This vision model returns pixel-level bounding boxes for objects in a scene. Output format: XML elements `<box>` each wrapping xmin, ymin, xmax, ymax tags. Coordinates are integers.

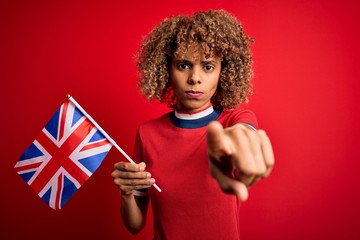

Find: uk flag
<box><xmin>14</xmin><ymin>100</ymin><xmax>112</xmax><ymax>210</ymax></box>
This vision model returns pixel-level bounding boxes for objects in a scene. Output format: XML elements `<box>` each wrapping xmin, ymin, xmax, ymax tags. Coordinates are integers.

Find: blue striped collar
<box><xmin>170</xmin><ymin>107</ymin><xmax>221</xmax><ymax>129</ymax></box>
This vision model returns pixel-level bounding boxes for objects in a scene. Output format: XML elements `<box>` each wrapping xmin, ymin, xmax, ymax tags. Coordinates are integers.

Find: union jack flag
<box><xmin>14</xmin><ymin>100</ymin><xmax>112</xmax><ymax>210</ymax></box>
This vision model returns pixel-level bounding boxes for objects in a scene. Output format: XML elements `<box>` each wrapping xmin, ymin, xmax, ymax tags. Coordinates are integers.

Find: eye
<box><xmin>177</xmin><ymin>63</ymin><xmax>190</xmax><ymax>70</ymax></box>
<box><xmin>203</xmin><ymin>65</ymin><xmax>215</xmax><ymax>72</ymax></box>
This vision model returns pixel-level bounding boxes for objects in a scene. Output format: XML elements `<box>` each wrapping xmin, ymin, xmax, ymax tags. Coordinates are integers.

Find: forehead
<box><xmin>174</xmin><ymin>41</ymin><xmax>217</xmax><ymax>60</ymax></box>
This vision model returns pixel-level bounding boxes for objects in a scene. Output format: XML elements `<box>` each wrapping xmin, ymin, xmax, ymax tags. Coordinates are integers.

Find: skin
<box><xmin>170</xmin><ymin>44</ymin><xmax>221</xmax><ymax>113</ymax></box>
<box><xmin>111</xmin><ymin>44</ymin><xmax>275</xmax><ymax>233</ymax></box>
<box><xmin>206</xmin><ymin>121</ymin><xmax>274</xmax><ymax>201</ymax></box>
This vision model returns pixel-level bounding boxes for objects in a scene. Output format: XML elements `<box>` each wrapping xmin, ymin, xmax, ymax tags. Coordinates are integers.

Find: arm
<box><xmin>206</xmin><ymin>121</ymin><xmax>275</xmax><ymax>201</ymax></box>
<box><xmin>112</xmin><ymin>162</ymin><xmax>155</xmax><ymax>234</ymax></box>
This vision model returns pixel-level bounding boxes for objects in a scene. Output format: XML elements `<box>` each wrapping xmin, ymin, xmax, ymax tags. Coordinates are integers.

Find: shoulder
<box><xmin>218</xmin><ymin>106</ymin><xmax>258</xmax><ymax>129</ymax></box>
<box><xmin>137</xmin><ymin>112</ymin><xmax>172</xmax><ymax>133</ymax></box>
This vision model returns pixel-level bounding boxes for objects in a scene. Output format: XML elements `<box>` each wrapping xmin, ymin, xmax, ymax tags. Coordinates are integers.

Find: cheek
<box><xmin>211</xmin><ymin>76</ymin><xmax>220</xmax><ymax>90</ymax></box>
<box><xmin>210</xmin><ymin>84</ymin><xmax>218</xmax><ymax>95</ymax></box>
<box><xmin>170</xmin><ymin>72</ymin><xmax>187</xmax><ymax>89</ymax></box>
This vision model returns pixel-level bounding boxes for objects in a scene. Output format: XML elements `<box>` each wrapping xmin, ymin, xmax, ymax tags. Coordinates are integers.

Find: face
<box><xmin>170</xmin><ymin>44</ymin><xmax>221</xmax><ymax>113</ymax></box>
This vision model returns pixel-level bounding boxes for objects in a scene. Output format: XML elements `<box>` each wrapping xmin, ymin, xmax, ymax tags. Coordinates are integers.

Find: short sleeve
<box><xmin>219</xmin><ymin>107</ymin><xmax>258</xmax><ymax>129</ymax></box>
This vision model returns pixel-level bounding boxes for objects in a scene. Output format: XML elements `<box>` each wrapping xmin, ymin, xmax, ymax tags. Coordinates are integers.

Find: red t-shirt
<box><xmin>133</xmin><ymin>107</ymin><xmax>258</xmax><ymax>240</ymax></box>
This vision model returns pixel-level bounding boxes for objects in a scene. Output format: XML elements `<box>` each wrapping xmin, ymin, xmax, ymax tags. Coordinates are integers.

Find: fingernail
<box><xmin>146</xmin><ymin>173</ymin><xmax>151</xmax><ymax>178</ymax></box>
<box><xmin>150</xmin><ymin>179</ymin><xmax>155</xmax><ymax>184</ymax></box>
<box><xmin>139</xmin><ymin>163</ymin><xmax>146</xmax><ymax>171</ymax></box>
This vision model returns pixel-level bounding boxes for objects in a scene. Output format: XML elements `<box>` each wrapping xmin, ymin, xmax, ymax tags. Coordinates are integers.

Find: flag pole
<box><xmin>66</xmin><ymin>94</ymin><xmax>162</xmax><ymax>192</ymax></box>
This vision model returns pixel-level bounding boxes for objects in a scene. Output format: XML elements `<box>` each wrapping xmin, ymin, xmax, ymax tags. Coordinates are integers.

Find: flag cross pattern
<box><xmin>14</xmin><ymin>100</ymin><xmax>112</xmax><ymax>210</ymax></box>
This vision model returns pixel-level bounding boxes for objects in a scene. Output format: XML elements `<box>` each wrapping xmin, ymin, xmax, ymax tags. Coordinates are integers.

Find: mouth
<box><xmin>185</xmin><ymin>90</ymin><xmax>204</xmax><ymax>98</ymax></box>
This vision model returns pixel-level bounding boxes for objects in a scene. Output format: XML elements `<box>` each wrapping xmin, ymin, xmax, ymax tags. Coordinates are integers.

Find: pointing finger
<box><xmin>207</xmin><ymin>121</ymin><xmax>232</xmax><ymax>157</ymax></box>
<box><xmin>206</xmin><ymin>121</ymin><xmax>224</xmax><ymax>147</ymax></box>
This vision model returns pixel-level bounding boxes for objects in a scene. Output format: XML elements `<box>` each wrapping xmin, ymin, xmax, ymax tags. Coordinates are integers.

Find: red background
<box><xmin>1</xmin><ymin>0</ymin><xmax>360</xmax><ymax>239</ymax></box>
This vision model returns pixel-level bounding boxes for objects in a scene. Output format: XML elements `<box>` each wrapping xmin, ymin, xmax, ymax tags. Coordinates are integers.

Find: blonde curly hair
<box><xmin>136</xmin><ymin>9</ymin><xmax>254</xmax><ymax>110</ymax></box>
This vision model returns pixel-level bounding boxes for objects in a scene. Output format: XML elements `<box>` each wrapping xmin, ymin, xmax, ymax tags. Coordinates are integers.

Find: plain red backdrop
<box><xmin>1</xmin><ymin>0</ymin><xmax>360</xmax><ymax>239</ymax></box>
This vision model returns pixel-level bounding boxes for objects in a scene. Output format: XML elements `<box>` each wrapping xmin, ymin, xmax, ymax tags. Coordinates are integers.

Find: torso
<box><xmin>133</xmin><ymin>107</ymin><xmax>257</xmax><ymax>239</ymax></box>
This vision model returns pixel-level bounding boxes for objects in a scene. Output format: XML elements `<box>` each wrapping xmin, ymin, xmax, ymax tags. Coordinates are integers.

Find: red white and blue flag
<box><xmin>14</xmin><ymin>100</ymin><xmax>112</xmax><ymax>210</ymax></box>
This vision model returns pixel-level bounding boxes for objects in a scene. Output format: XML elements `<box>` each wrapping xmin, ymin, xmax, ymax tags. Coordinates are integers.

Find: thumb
<box><xmin>232</xmin><ymin>181</ymin><xmax>249</xmax><ymax>202</ymax></box>
<box><xmin>138</xmin><ymin>162</ymin><xmax>146</xmax><ymax>172</ymax></box>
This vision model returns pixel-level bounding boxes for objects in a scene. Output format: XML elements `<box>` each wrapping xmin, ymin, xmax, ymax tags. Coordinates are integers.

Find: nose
<box><xmin>187</xmin><ymin>68</ymin><xmax>202</xmax><ymax>84</ymax></box>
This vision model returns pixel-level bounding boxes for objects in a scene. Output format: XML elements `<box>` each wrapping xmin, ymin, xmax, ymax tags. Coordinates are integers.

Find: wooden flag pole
<box><xmin>66</xmin><ymin>94</ymin><xmax>162</xmax><ymax>192</ymax></box>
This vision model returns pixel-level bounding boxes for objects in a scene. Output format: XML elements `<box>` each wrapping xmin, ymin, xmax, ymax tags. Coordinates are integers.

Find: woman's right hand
<box><xmin>111</xmin><ymin>162</ymin><xmax>155</xmax><ymax>195</ymax></box>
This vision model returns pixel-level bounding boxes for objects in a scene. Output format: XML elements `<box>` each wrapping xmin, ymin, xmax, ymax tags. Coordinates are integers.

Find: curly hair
<box><xmin>136</xmin><ymin>9</ymin><xmax>254</xmax><ymax>110</ymax></box>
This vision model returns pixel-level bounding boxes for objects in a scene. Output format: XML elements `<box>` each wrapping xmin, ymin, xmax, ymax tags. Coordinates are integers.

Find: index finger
<box><xmin>206</xmin><ymin>121</ymin><xmax>224</xmax><ymax>147</ymax></box>
<box><xmin>207</xmin><ymin>121</ymin><xmax>232</xmax><ymax>156</ymax></box>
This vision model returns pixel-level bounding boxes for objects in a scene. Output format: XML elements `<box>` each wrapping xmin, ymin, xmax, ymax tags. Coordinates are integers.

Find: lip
<box><xmin>185</xmin><ymin>90</ymin><xmax>204</xmax><ymax>98</ymax></box>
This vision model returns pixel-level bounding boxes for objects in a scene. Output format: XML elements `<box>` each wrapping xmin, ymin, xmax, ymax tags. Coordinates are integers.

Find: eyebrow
<box><xmin>201</xmin><ymin>60</ymin><xmax>219</xmax><ymax>65</ymax></box>
<box><xmin>174</xmin><ymin>59</ymin><xmax>219</xmax><ymax>65</ymax></box>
